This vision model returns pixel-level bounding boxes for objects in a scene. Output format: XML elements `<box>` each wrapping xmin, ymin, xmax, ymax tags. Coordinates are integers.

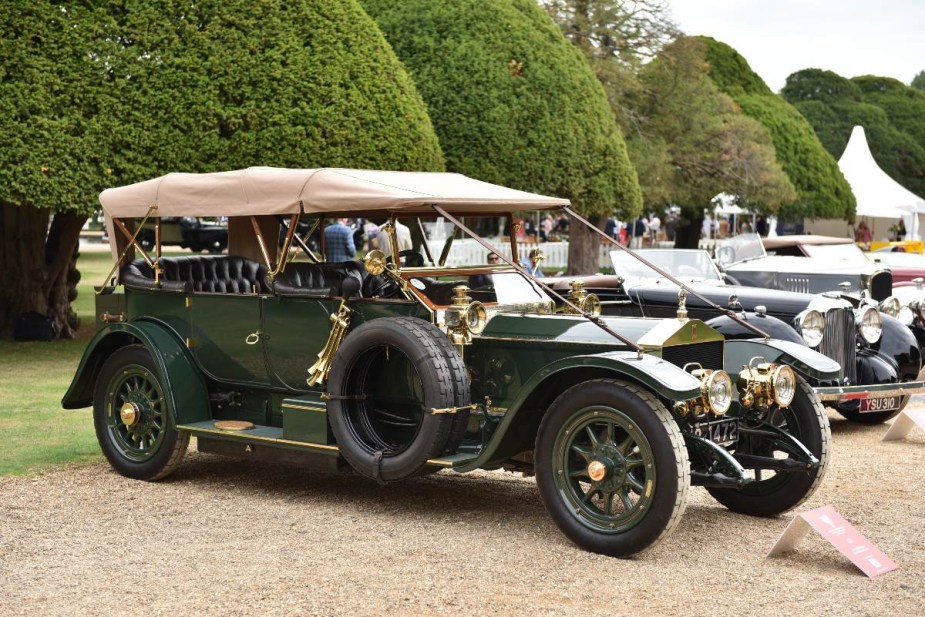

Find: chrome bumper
<box><xmin>814</xmin><ymin>379</ymin><xmax>925</xmax><ymax>402</ymax></box>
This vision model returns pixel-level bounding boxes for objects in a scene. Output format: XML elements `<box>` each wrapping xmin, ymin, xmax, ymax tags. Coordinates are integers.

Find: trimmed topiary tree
<box><xmin>699</xmin><ymin>38</ymin><xmax>856</xmax><ymax>222</ymax></box>
<box><xmin>0</xmin><ymin>0</ymin><xmax>443</xmax><ymax>339</ymax></box>
<box><xmin>361</xmin><ymin>0</ymin><xmax>643</xmax><ymax>274</ymax></box>
<box><xmin>782</xmin><ymin>70</ymin><xmax>925</xmax><ymax>197</ymax></box>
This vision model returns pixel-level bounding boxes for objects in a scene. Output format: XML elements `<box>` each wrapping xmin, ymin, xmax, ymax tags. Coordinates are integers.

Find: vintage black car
<box><xmin>548</xmin><ymin>248</ymin><xmax>925</xmax><ymax>424</ymax></box>
<box><xmin>133</xmin><ymin>216</ymin><xmax>228</xmax><ymax>253</ymax></box>
<box><xmin>64</xmin><ymin>168</ymin><xmax>837</xmax><ymax>558</ymax></box>
<box><xmin>716</xmin><ymin>233</ymin><xmax>893</xmax><ymax>301</ymax></box>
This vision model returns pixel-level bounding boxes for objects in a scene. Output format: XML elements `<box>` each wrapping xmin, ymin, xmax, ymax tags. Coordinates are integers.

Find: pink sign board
<box><xmin>882</xmin><ymin>409</ymin><xmax>925</xmax><ymax>441</ymax></box>
<box><xmin>767</xmin><ymin>505</ymin><xmax>898</xmax><ymax>578</ymax></box>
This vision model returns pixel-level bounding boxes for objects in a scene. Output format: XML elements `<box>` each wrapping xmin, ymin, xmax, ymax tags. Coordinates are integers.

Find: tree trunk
<box><xmin>0</xmin><ymin>202</ymin><xmax>87</xmax><ymax>340</ymax></box>
<box><xmin>566</xmin><ymin>213</ymin><xmax>603</xmax><ymax>275</ymax></box>
<box><xmin>673</xmin><ymin>206</ymin><xmax>704</xmax><ymax>249</ymax></box>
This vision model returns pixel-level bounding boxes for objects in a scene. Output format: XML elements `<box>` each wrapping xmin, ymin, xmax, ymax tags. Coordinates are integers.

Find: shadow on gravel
<box><xmin>827</xmin><ymin>416</ymin><xmax>887</xmax><ymax>436</ymax></box>
<box><xmin>163</xmin><ymin>451</ymin><xmax>548</xmax><ymax>523</ymax></box>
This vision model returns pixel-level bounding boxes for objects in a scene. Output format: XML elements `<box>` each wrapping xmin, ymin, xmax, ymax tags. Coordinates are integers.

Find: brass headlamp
<box><xmin>737</xmin><ymin>358</ymin><xmax>796</xmax><ymax>409</ymax></box>
<box><xmin>676</xmin><ymin>364</ymin><xmax>733</xmax><ymax>417</ymax></box>
<box><xmin>444</xmin><ymin>285</ymin><xmax>487</xmax><ymax>346</ymax></box>
<box><xmin>562</xmin><ymin>280</ymin><xmax>602</xmax><ymax>316</ymax></box>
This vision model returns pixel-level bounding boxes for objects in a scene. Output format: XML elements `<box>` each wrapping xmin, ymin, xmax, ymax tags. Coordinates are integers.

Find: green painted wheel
<box><xmin>93</xmin><ymin>345</ymin><xmax>189</xmax><ymax>480</ymax></box>
<box><xmin>552</xmin><ymin>407</ymin><xmax>657</xmax><ymax>534</ymax></box>
<box><xmin>536</xmin><ymin>379</ymin><xmax>689</xmax><ymax>557</ymax></box>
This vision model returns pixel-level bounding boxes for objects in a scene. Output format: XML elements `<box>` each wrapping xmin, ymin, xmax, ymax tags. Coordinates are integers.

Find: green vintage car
<box><xmin>64</xmin><ymin>168</ymin><xmax>839</xmax><ymax>557</ymax></box>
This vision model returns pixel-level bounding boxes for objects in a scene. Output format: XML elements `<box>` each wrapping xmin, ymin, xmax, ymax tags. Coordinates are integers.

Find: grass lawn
<box><xmin>0</xmin><ymin>250</ymin><xmax>117</xmax><ymax>475</ymax></box>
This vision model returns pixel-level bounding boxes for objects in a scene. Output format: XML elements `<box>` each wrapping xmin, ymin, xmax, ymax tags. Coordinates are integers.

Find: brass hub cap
<box><xmin>119</xmin><ymin>402</ymin><xmax>141</xmax><ymax>427</ymax></box>
<box><xmin>587</xmin><ymin>460</ymin><xmax>607</xmax><ymax>482</ymax></box>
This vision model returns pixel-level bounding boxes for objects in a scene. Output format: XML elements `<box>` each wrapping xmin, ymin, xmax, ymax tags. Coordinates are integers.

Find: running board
<box><xmin>177</xmin><ymin>421</ymin><xmax>339</xmax><ymax>456</ymax></box>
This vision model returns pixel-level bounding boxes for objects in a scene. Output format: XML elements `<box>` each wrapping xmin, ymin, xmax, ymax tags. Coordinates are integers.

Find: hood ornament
<box><xmin>677</xmin><ymin>289</ymin><xmax>688</xmax><ymax>320</ymax></box>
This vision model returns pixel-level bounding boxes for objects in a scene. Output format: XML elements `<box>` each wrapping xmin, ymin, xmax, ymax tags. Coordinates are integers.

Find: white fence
<box><xmin>424</xmin><ymin>238</ymin><xmax>613</xmax><ymax>271</ymax></box>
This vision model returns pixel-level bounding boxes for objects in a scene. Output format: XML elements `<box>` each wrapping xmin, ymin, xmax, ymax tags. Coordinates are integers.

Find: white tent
<box><xmin>838</xmin><ymin>126</ymin><xmax>925</xmax><ymax>240</ymax></box>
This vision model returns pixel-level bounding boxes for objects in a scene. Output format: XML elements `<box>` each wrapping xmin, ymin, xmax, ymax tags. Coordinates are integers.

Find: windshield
<box><xmin>406</xmin><ymin>271</ymin><xmax>550</xmax><ymax>307</ymax></box>
<box><xmin>800</xmin><ymin>242</ymin><xmax>868</xmax><ymax>264</ymax></box>
<box><xmin>716</xmin><ymin>233</ymin><xmax>766</xmax><ymax>265</ymax></box>
<box><xmin>611</xmin><ymin>249</ymin><xmax>723</xmax><ymax>282</ymax></box>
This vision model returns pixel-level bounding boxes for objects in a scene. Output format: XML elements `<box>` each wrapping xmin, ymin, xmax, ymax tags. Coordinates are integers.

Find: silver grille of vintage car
<box><xmin>818</xmin><ymin>307</ymin><xmax>856</xmax><ymax>383</ymax></box>
<box><xmin>870</xmin><ymin>271</ymin><xmax>892</xmax><ymax>302</ymax></box>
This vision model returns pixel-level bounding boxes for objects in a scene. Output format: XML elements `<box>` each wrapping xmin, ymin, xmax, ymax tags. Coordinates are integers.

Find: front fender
<box><xmin>455</xmin><ymin>351</ymin><xmax>701</xmax><ymax>472</ymax></box>
<box><xmin>61</xmin><ymin>320</ymin><xmax>211</xmax><ymax>425</ymax></box>
<box><xmin>706</xmin><ymin>313</ymin><xmax>804</xmax><ymax>344</ymax></box>
<box><xmin>872</xmin><ymin>314</ymin><xmax>922</xmax><ymax>380</ymax></box>
<box><xmin>723</xmin><ymin>338</ymin><xmax>841</xmax><ymax>382</ymax></box>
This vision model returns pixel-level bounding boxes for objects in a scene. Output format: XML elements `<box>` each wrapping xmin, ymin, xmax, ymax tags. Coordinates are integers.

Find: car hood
<box><xmin>726</xmin><ymin>255</ymin><xmax>874</xmax><ymax>275</ymax></box>
<box><xmin>626</xmin><ymin>281</ymin><xmax>817</xmax><ymax>318</ymax></box>
<box><xmin>477</xmin><ymin>313</ymin><xmax>722</xmax><ymax>348</ymax></box>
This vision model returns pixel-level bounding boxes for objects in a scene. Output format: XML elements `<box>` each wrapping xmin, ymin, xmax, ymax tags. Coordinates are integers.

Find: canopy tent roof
<box><xmin>99</xmin><ymin>167</ymin><xmax>570</xmax><ymax>219</ymax></box>
<box><xmin>838</xmin><ymin>126</ymin><xmax>925</xmax><ymax>218</ymax></box>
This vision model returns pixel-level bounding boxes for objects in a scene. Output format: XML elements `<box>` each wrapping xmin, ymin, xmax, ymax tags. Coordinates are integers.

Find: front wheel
<box><xmin>535</xmin><ymin>379</ymin><xmax>689</xmax><ymax>557</ymax></box>
<box><xmin>707</xmin><ymin>379</ymin><xmax>830</xmax><ymax>516</ymax></box>
<box><xmin>93</xmin><ymin>345</ymin><xmax>189</xmax><ymax>480</ymax></box>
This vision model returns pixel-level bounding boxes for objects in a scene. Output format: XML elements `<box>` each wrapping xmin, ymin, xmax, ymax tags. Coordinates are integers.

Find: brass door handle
<box><xmin>245</xmin><ymin>332</ymin><xmax>260</xmax><ymax>345</ymax></box>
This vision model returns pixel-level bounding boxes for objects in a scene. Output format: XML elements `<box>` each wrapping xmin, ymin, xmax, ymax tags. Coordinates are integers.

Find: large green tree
<box><xmin>361</xmin><ymin>0</ymin><xmax>642</xmax><ymax>274</ymax></box>
<box><xmin>0</xmin><ymin>0</ymin><xmax>443</xmax><ymax>339</ymax></box>
<box><xmin>699</xmin><ymin>38</ymin><xmax>856</xmax><ymax>222</ymax></box>
<box><xmin>782</xmin><ymin>69</ymin><xmax>925</xmax><ymax>197</ymax></box>
<box><xmin>624</xmin><ymin>37</ymin><xmax>796</xmax><ymax>247</ymax></box>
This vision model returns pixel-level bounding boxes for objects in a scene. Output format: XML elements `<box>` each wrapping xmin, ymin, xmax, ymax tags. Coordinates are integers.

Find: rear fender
<box><xmin>455</xmin><ymin>351</ymin><xmax>701</xmax><ymax>472</ymax></box>
<box><xmin>724</xmin><ymin>338</ymin><xmax>841</xmax><ymax>382</ymax></box>
<box><xmin>61</xmin><ymin>320</ymin><xmax>211</xmax><ymax>425</ymax></box>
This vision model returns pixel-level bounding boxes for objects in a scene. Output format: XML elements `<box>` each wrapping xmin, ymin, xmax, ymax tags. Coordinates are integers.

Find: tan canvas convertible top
<box><xmin>99</xmin><ymin>167</ymin><xmax>570</xmax><ymax>219</ymax></box>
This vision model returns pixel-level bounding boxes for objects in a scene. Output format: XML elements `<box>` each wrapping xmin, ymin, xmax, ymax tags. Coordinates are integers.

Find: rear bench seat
<box><xmin>121</xmin><ymin>256</ymin><xmax>271</xmax><ymax>294</ymax></box>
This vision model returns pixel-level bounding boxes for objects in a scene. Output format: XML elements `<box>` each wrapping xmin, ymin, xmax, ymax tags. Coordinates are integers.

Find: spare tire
<box><xmin>326</xmin><ymin>317</ymin><xmax>470</xmax><ymax>482</ymax></box>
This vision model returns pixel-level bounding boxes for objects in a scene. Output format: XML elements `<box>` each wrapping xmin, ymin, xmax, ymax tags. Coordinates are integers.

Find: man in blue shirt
<box><xmin>324</xmin><ymin>218</ymin><xmax>356</xmax><ymax>262</ymax></box>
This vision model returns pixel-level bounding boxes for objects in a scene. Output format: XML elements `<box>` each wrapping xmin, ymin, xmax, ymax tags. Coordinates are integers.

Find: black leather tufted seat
<box><xmin>271</xmin><ymin>261</ymin><xmax>366</xmax><ymax>298</ymax></box>
<box><xmin>121</xmin><ymin>256</ymin><xmax>271</xmax><ymax>294</ymax></box>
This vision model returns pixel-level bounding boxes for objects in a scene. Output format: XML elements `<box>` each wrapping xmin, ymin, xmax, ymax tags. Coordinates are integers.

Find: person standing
<box><xmin>324</xmin><ymin>218</ymin><xmax>356</xmax><ymax>262</ymax></box>
<box><xmin>855</xmin><ymin>220</ymin><xmax>872</xmax><ymax>248</ymax></box>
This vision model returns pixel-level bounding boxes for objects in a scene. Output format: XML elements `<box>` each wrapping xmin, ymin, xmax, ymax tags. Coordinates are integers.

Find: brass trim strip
<box><xmin>426</xmin><ymin>458</ymin><xmax>455</xmax><ymax>467</ymax></box>
<box><xmin>177</xmin><ymin>425</ymin><xmax>339</xmax><ymax>452</ymax></box>
<box><xmin>281</xmin><ymin>403</ymin><xmax>326</xmax><ymax>412</ymax></box>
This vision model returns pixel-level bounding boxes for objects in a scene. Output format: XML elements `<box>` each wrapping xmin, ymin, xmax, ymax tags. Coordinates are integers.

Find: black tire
<box><xmin>93</xmin><ymin>345</ymin><xmax>189</xmax><ymax>480</ymax></box>
<box><xmin>707</xmin><ymin>379</ymin><xmax>830</xmax><ymax>516</ymax></box>
<box><xmin>326</xmin><ymin>317</ymin><xmax>470</xmax><ymax>482</ymax></box>
<box><xmin>834</xmin><ymin>396</ymin><xmax>905</xmax><ymax>424</ymax></box>
<box><xmin>535</xmin><ymin>379</ymin><xmax>689</xmax><ymax>557</ymax></box>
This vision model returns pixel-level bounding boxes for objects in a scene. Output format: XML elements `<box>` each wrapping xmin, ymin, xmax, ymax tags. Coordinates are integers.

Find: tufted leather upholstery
<box><xmin>272</xmin><ymin>261</ymin><xmax>366</xmax><ymax>298</ymax></box>
<box><xmin>121</xmin><ymin>256</ymin><xmax>270</xmax><ymax>294</ymax></box>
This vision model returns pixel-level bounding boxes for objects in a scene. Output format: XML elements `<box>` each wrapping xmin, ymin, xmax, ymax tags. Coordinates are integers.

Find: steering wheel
<box><xmin>362</xmin><ymin>274</ymin><xmax>403</xmax><ymax>299</ymax></box>
<box><xmin>716</xmin><ymin>245</ymin><xmax>736</xmax><ymax>266</ymax></box>
<box><xmin>398</xmin><ymin>249</ymin><xmax>424</xmax><ymax>268</ymax></box>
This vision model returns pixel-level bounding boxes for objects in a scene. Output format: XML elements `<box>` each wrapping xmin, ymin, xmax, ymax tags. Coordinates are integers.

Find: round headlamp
<box><xmin>463</xmin><ymin>301</ymin><xmax>487</xmax><ymax>334</ymax></box>
<box><xmin>702</xmin><ymin>370</ymin><xmax>733</xmax><ymax>416</ymax></box>
<box><xmin>770</xmin><ymin>364</ymin><xmax>796</xmax><ymax>407</ymax></box>
<box><xmin>857</xmin><ymin>306</ymin><xmax>882</xmax><ymax>344</ymax></box>
<box><xmin>796</xmin><ymin>309</ymin><xmax>825</xmax><ymax>348</ymax></box>
<box><xmin>879</xmin><ymin>296</ymin><xmax>901</xmax><ymax>317</ymax></box>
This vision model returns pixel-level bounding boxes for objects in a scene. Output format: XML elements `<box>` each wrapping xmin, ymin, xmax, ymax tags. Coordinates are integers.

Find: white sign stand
<box><xmin>882</xmin><ymin>409</ymin><xmax>925</xmax><ymax>441</ymax></box>
<box><xmin>767</xmin><ymin>505</ymin><xmax>898</xmax><ymax>578</ymax></box>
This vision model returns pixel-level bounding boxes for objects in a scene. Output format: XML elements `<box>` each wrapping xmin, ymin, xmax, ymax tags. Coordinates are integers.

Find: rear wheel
<box><xmin>93</xmin><ymin>345</ymin><xmax>189</xmax><ymax>480</ymax></box>
<box><xmin>535</xmin><ymin>379</ymin><xmax>689</xmax><ymax>557</ymax></box>
<box><xmin>707</xmin><ymin>379</ymin><xmax>829</xmax><ymax>516</ymax></box>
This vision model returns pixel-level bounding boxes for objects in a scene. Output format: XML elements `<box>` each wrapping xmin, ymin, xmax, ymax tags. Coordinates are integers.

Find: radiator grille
<box><xmin>661</xmin><ymin>341</ymin><xmax>724</xmax><ymax>371</ymax></box>
<box><xmin>818</xmin><ymin>308</ymin><xmax>856</xmax><ymax>383</ymax></box>
<box><xmin>870</xmin><ymin>271</ymin><xmax>892</xmax><ymax>302</ymax></box>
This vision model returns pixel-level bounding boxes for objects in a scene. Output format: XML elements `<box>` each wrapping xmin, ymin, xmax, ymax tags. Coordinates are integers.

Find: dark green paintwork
<box><xmin>282</xmin><ymin>392</ymin><xmax>332</xmax><ymax>444</ymax></box>
<box><xmin>62</xmin><ymin>320</ymin><xmax>211</xmax><ymax>425</ymax></box>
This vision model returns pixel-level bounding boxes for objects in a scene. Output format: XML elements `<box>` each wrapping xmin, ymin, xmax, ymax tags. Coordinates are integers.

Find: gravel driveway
<box><xmin>1</xmin><ymin>405</ymin><xmax>923</xmax><ymax>616</ymax></box>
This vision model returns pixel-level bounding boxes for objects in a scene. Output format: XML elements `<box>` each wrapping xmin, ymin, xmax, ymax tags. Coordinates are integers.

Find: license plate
<box><xmin>693</xmin><ymin>418</ymin><xmax>739</xmax><ymax>446</ymax></box>
<box><xmin>860</xmin><ymin>396</ymin><xmax>900</xmax><ymax>413</ymax></box>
